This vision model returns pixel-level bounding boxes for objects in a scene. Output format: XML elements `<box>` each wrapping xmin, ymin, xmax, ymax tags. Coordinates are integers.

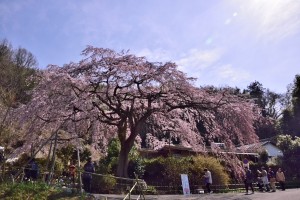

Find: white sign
<box><xmin>180</xmin><ymin>174</ymin><xmax>190</xmax><ymax>195</ymax></box>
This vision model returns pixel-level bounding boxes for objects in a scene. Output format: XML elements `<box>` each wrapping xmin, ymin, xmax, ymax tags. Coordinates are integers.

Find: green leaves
<box><xmin>0</xmin><ymin>39</ymin><xmax>38</xmax><ymax>107</ymax></box>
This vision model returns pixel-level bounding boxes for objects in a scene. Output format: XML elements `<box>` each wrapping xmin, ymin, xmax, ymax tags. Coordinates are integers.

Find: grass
<box><xmin>0</xmin><ymin>182</ymin><xmax>89</xmax><ymax>200</ymax></box>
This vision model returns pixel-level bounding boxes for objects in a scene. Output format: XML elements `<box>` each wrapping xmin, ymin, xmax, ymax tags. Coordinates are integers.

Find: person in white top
<box><xmin>261</xmin><ymin>166</ymin><xmax>270</xmax><ymax>192</ymax></box>
<box><xmin>203</xmin><ymin>168</ymin><xmax>213</xmax><ymax>193</ymax></box>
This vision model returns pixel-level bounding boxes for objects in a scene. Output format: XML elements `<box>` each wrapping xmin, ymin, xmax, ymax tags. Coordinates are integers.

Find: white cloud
<box><xmin>135</xmin><ymin>48</ymin><xmax>173</xmax><ymax>63</ymax></box>
<box><xmin>176</xmin><ymin>48</ymin><xmax>224</xmax><ymax>72</ymax></box>
<box><xmin>231</xmin><ymin>0</ymin><xmax>300</xmax><ymax>42</ymax></box>
<box><xmin>135</xmin><ymin>47</ymin><xmax>224</xmax><ymax>71</ymax></box>
<box><xmin>135</xmin><ymin>47</ymin><xmax>232</xmax><ymax>87</ymax></box>
<box><xmin>173</xmin><ymin>48</ymin><xmax>251</xmax><ymax>88</ymax></box>
<box><xmin>189</xmin><ymin>64</ymin><xmax>252</xmax><ymax>89</ymax></box>
<box><xmin>216</xmin><ymin>64</ymin><xmax>250</xmax><ymax>83</ymax></box>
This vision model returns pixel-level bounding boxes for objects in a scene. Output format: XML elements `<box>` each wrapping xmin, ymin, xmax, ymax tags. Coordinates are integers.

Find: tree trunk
<box><xmin>116</xmin><ymin>142</ymin><xmax>131</xmax><ymax>177</ymax></box>
<box><xmin>116</xmin><ymin>118</ymin><xmax>145</xmax><ymax>177</ymax></box>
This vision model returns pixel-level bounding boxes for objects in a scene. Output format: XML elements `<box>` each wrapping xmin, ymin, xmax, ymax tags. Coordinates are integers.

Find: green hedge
<box><xmin>141</xmin><ymin>155</ymin><xmax>229</xmax><ymax>189</ymax></box>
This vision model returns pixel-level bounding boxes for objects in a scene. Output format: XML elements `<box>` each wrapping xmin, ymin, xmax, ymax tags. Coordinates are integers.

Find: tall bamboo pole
<box><xmin>48</xmin><ymin>130</ymin><xmax>58</xmax><ymax>184</ymax></box>
<box><xmin>73</xmin><ymin>106</ymin><xmax>83</xmax><ymax>193</ymax></box>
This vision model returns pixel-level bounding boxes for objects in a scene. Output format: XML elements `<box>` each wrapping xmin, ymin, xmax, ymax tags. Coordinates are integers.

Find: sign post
<box><xmin>243</xmin><ymin>158</ymin><xmax>249</xmax><ymax>168</ymax></box>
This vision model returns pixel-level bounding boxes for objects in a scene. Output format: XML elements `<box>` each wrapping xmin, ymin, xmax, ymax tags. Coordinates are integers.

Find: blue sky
<box><xmin>1</xmin><ymin>0</ymin><xmax>300</xmax><ymax>93</ymax></box>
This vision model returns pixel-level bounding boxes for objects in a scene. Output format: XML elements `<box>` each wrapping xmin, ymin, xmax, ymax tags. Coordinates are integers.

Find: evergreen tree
<box><xmin>280</xmin><ymin>75</ymin><xmax>300</xmax><ymax>136</ymax></box>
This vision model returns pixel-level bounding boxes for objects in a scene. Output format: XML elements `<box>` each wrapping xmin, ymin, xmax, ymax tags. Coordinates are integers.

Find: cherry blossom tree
<box><xmin>20</xmin><ymin>46</ymin><xmax>263</xmax><ymax>178</ymax></box>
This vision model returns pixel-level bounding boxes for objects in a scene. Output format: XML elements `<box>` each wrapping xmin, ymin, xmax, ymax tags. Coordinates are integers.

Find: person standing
<box><xmin>268</xmin><ymin>167</ymin><xmax>276</xmax><ymax>192</ymax></box>
<box><xmin>69</xmin><ymin>161</ymin><xmax>76</xmax><ymax>185</ymax></box>
<box><xmin>261</xmin><ymin>167</ymin><xmax>270</xmax><ymax>192</ymax></box>
<box><xmin>24</xmin><ymin>160</ymin><xmax>32</xmax><ymax>181</ymax></box>
<box><xmin>203</xmin><ymin>168</ymin><xmax>213</xmax><ymax>194</ymax></box>
<box><xmin>82</xmin><ymin>158</ymin><xmax>95</xmax><ymax>193</ymax></box>
<box><xmin>256</xmin><ymin>170</ymin><xmax>263</xmax><ymax>192</ymax></box>
<box><xmin>30</xmin><ymin>158</ymin><xmax>39</xmax><ymax>181</ymax></box>
<box><xmin>276</xmin><ymin>168</ymin><xmax>286</xmax><ymax>191</ymax></box>
<box><xmin>244</xmin><ymin>167</ymin><xmax>254</xmax><ymax>194</ymax></box>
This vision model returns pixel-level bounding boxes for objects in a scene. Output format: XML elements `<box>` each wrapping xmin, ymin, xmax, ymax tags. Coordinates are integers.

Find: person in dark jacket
<box><xmin>82</xmin><ymin>158</ymin><xmax>95</xmax><ymax>193</ymax></box>
<box><xmin>30</xmin><ymin>158</ymin><xmax>39</xmax><ymax>181</ymax></box>
<box><xmin>244</xmin><ymin>166</ymin><xmax>254</xmax><ymax>194</ymax></box>
<box><xmin>24</xmin><ymin>162</ymin><xmax>31</xmax><ymax>181</ymax></box>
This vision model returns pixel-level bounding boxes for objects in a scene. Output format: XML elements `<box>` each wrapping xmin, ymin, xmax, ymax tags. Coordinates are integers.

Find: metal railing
<box><xmin>123</xmin><ymin>174</ymin><xmax>145</xmax><ymax>200</ymax></box>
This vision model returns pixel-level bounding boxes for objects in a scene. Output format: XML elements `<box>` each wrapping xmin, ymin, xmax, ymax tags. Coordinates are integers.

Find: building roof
<box><xmin>139</xmin><ymin>144</ymin><xmax>195</xmax><ymax>154</ymax></box>
<box><xmin>236</xmin><ymin>140</ymin><xmax>281</xmax><ymax>154</ymax></box>
<box><xmin>139</xmin><ymin>140</ymin><xmax>282</xmax><ymax>158</ymax></box>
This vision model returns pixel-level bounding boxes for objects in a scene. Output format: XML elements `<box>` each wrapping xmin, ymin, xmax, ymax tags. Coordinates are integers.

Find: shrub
<box><xmin>162</xmin><ymin>157</ymin><xmax>188</xmax><ymax>186</ymax></box>
<box><xmin>258</xmin><ymin>150</ymin><xmax>269</xmax><ymax>164</ymax></box>
<box><xmin>143</xmin><ymin>185</ymin><xmax>157</xmax><ymax>195</ymax></box>
<box><xmin>189</xmin><ymin>155</ymin><xmax>230</xmax><ymax>186</ymax></box>
<box><xmin>142</xmin><ymin>155</ymin><xmax>229</xmax><ymax>191</ymax></box>
<box><xmin>142</xmin><ymin>157</ymin><xmax>165</xmax><ymax>184</ymax></box>
<box><xmin>91</xmin><ymin>174</ymin><xmax>117</xmax><ymax>193</ymax></box>
<box><xmin>128</xmin><ymin>157</ymin><xmax>145</xmax><ymax>179</ymax></box>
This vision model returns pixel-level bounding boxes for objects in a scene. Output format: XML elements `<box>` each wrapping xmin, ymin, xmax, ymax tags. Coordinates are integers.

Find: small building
<box><xmin>139</xmin><ymin>140</ymin><xmax>283</xmax><ymax>165</ymax></box>
<box><xmin>237</xmin><ymin>140</ymin><xmax>283</xmax><ymax>163</ymax></box>
<box><xmin>261</xmin><ymin>141</ymin><xmax>283</xmax><ymax>162</ymax></box>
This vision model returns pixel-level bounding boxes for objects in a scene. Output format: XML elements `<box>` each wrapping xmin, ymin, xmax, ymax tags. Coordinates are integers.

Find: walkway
<box><xmin>93</xmin><ymin>188</ymin><xmax>299</xmax><ymax>200</ymax></box>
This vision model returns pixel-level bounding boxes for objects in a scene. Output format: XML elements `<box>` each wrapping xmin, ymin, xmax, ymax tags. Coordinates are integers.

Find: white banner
<box><xmin>180</xmin><ymin>174</ymin><xmax>190</xmax><ymax>195</ymax></box>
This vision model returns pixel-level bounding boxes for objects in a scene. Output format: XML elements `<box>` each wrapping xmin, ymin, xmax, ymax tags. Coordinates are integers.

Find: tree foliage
<box><xmin>246</xmin><ymin>81</ymin><xmax>265</xmax><ymax>110</ymax></box>
<box><xmin>0</xmin><ymin>39</ymin><xmax>38</xmax><ymax>152</ymax></box>
<box><xmin>279</xmin><ymin>75</ymin><xmax>300</xmax><ymax>136</ymax></box>
<box><xmin>19</xmin><ymin>46</ymin><xmax>265</xmax><ymax>177</ymax></box>
<box><xmin>0</xmin><ymin>39</ymin><xmax>38</xmax><ymax>107</ymax></box>
<box><xmin>245</xmin><ymin>81</ymin><xmax>282</xmax><ymax>119</ymax></box>
<box><xmin>276</xmin><ymin>134</ymin><xmax>300</xmax><ymax>179</ymax></box>
<box><xmin>244</xmin><ymin>81</ymin><xmax>282</xmax><ymax>139</ymax></box>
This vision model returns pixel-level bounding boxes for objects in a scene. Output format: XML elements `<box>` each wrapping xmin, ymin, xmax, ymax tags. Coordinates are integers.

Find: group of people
<box><xmin>202</xmin><ymin>166</ymin><xmax>286</xmax><ymax>195</ymax></box>
<box><xmin>23</xmin><ymin>157</ymin><xmax>95</xmax><ymax>193</ymax></box>
<box><xmin>66</xmin><ymin>158</ymin><xmax>95</xmax><ymax>193</ymax></box>
<box><xmin>244</xmin><ymin>166</ymin><xmax>286</xmax><ymax>194</ymax></box>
